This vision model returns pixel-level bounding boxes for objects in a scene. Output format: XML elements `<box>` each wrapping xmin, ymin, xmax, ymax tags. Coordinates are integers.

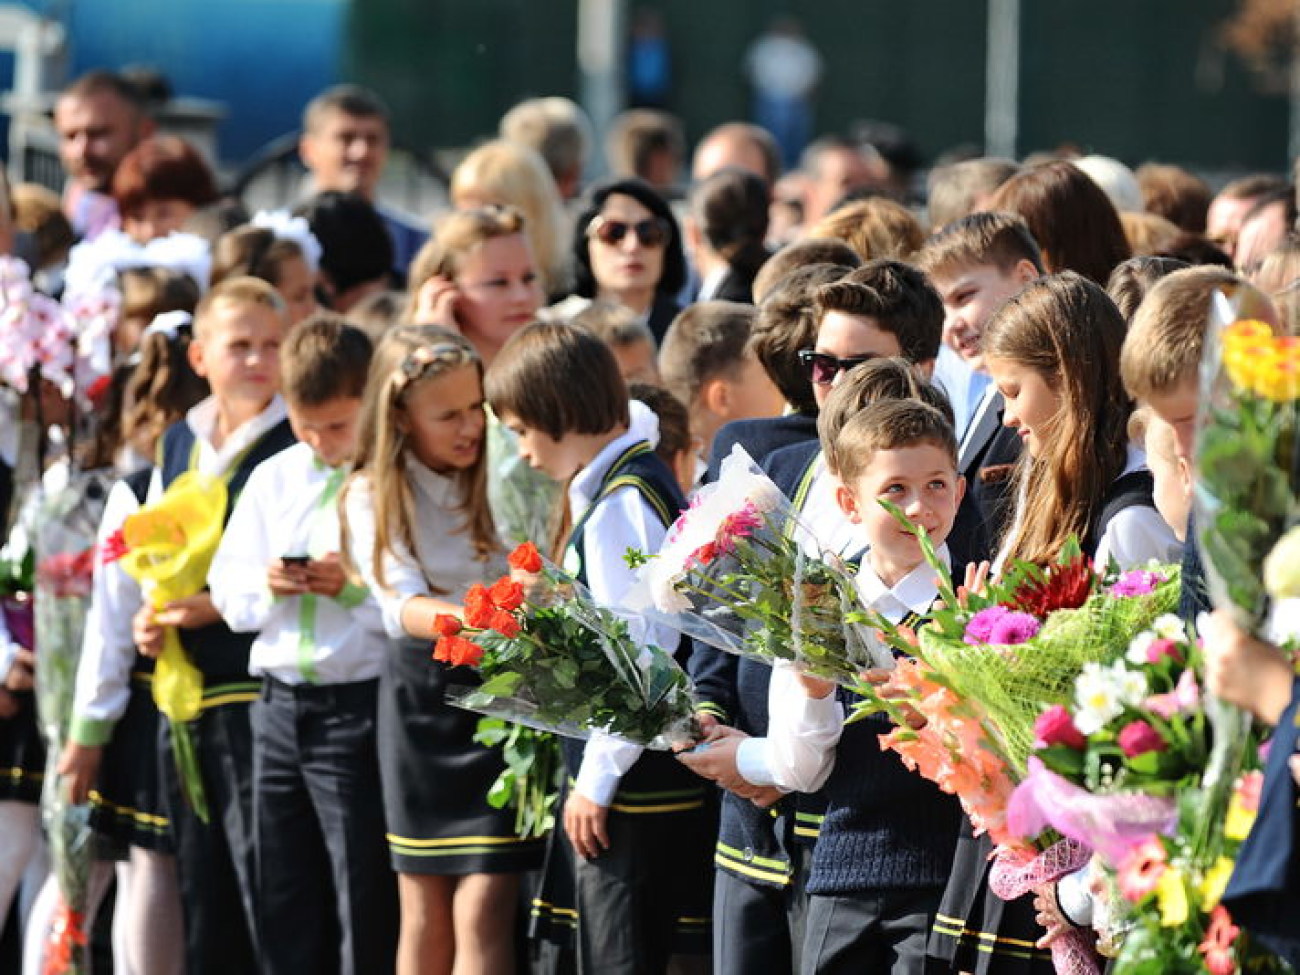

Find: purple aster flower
<box><xmin>988</xmin><ymin>610</ymin><xmax>1042</xmax><ymax>645</ymax></box>
<box><xmin>964</xmin><ymin>605</ymin><xmax>1011</xmax><ymax>645</ymax></box>
<box><xmin>1110</xmin><ymin>569</ymin><xmax>1165</xmax><ymax>598</ymax></box>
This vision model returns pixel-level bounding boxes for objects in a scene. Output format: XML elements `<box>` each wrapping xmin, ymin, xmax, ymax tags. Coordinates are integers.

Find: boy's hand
<box><xmin>305</xmin><ymin>553</ymin><xmax>347</xmax><ymax>598</ymax></box>
<box><xmin>676</xmin><ymin>733</ymin><xmax>762</xmax><ymax>796</ymax></box>
<box><xmin>57</xmin><ymin>742</ymin><xmax>103</xmax><ymax>805</ymax></box>
<box><xmin>5</xmin><ymin>648</ymin><xmax>35</xmax><ymax>691</ymax></box>
<box><xmin>693</xmin><ymin>711</ymin><xmax>721</xmax><ymax>739</ymax></box>
<box><xmin>133</xmin><ymin>605</ymin><xmax>165</xmax><ymax>658</ymax></box>
<box><xmin>267</xmin><ymin>559</ymin><xmax>309</xmax><ymax>597</ymax></box>
<box><xmin>563</xmin><ymin>792</ymin><xmax>610</xmax><ymax>860</ymax></box>
<box><xmin>794</xmin><ymin>671</ymin><xmax>835</xmax><ymax>699</ymax></box>
<box><xmin>749</xmin><ymin>785</ymin><xmax>784</xmax><ymax>808</ymax></box>
<box><xmin>1201</xmin><ymin>609</ymin><xmax>1295</xmax><ymax>725</ymax></box>
<box><xmin>155</xmin><ymin>594</ymin><xmax>221</xmax><ymax>631</ymax></box>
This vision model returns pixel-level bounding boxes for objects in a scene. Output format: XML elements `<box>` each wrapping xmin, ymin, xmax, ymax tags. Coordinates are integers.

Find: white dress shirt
<box><xmin>568</xmin><ymin>402</ymin><xmax>681</xmax><ymax>807</ymax></box>
<box><xmin>145</xmin><ymin>395</ymin><xmax>289</xmax><ymax>502</ymax></box>
<box><xmin>792</xmin><ymin>454</ymin><xmax>868</xmax><ymax>560</ymax></box>
<box><xmin>738</xmin><ymin>545</ymin><xmax>949</xmax><ymax>794</ymax></box>
<box><xmin>342</xmin><ymin>458</ymin><xmax>504</xmax><ymax>640</ymax></box>
<box><xmin>210</xmin><ymin>442</ymin><xmax>385</xmax><ymax>685</ymax></box>
<box><xmin>69</xmin><ymin>480</ymin><xmax>145</xmax><ymax>745</ymax></box>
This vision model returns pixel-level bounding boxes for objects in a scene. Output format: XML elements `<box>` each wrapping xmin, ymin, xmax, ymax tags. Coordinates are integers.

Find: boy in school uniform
<box><xmin>133</xmin><ymin>277</ymin><xmax>298</xmax><ymax>974</ymax></box>
<box><xmin>208</xmin><ymin>315</ymin><xmax>397</xmax><ymax>975</ymax></box>
<box><xmin>915</xmin><ymin>212</ymin><xmax>1043</xmax><ymax>548</ymax></box>
<box><xmin>764</xmin><ymin>398</ymin><xmax>966</xmax><ymax>974</ymax></box>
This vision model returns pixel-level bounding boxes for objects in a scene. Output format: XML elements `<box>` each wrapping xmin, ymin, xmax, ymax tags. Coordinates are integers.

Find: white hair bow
<box><xmin>251</xmin><ymin>210</ymin><xmax>323</xmax><ymax>273</ymax></box>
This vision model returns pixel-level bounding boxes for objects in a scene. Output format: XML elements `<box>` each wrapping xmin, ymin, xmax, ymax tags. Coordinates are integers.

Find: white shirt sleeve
<box><xmin>342</xmin><ymin>479</ymin><xmax>430</xmax><ymax>639</ymax></box>
<box><xmin>209</xmin><ymin>464</ymin><xmax>276</xmax><ymax>633</ymax></box>
<box><xmin>1094</xmin><ymin>505</ymin><xmax>1183</xmax><ymax>571</ymax></box>
<box><xmin>70</xmin><ymin>480</ymin><xmax>145</xmax><ymax>745</ymax></box>
<box><xmin>756</xmin><ymin>662</ymin><xmax>844</xmax><ymax>793</ymax></box>
<box><xmin>572</xmin><ymin>485</ymin><xmax>671</xmax><ymax>807</ymax></box>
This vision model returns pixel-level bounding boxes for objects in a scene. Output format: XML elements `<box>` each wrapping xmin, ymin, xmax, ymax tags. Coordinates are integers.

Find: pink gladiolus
<box><xmin>1144</xmin><ymin>668</ymin><xmax>1200</xmax><ymax>719</ymax></box>
<box><xmin>1118</xmin><ymin>720</ymin><xmax>1167</xmax><ymax>759</ymax></box>
<box><xmin>1117</xmin><ymin>836</ymin><xmax>1168</xmax><ymax>901</ymax></box>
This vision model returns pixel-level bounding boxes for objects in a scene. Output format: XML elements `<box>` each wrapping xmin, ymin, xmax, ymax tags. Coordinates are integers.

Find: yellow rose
<box><xmin>1224</xmin><ymin>793</ymin><xmax>1259</xmax><ymax>842</ymax></box>
<box><xmin>1264</xmin><ymin>526</ymin><xmax>1300</xmax><ymax>600</ymax></box>
<box><xmin>1157</xmin><ymin>867</ymin><xmax>1189</xmax><ymax>926</ymax></box>
<box><xmin>1200</xmin><ymin>856</ymin><xmax>1235</xmax><ymax>911</ymax></box>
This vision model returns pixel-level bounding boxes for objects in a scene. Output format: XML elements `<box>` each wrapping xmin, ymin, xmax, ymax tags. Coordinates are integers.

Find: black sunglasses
<box><xmin>797</xmin><ymin>349</ymin><xmax>878</xmax><ymax>385</ymax></box>
<box><xmin>587</xmin><ymin>215</ymin><xmax>670</xmax><ymax>248</ymax></box>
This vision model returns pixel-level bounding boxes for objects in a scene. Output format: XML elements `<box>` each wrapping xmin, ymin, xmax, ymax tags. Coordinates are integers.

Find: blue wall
<box><xmin>58</xmin><ymin>0</ymin><xmax>346</xmax><ymax>163</ymax></box>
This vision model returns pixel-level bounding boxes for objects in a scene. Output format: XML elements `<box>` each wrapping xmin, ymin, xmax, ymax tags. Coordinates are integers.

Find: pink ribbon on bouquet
<box><xmin>989</xmin><ymin>838</ymin><xmax>1098</xmax><ymax>975</ymax></box>
<box><xmin>1006</xmin><ymin>757</ymin><xmax>1178</xmax><ymax>867</ymax></box>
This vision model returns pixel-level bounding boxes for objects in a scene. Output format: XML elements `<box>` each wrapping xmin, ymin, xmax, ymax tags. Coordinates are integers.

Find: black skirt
<box><xmin>928</xmin><ymin>822</ymin><xmax>1055</xmax><ymax>974</ymax></box>
<box><xmin>0</xmin><ymin>689</ymin><xmax>44</xmax><ymax>804</ymax></box>
<box><xmin>90</xmin><ymin>669</ymin><xmax>173</xmax><ymax>853</ymax></box>
<box><xmin>377</xmin><ymin>637</ymin><xmax>545</xmax><ymax>875</ymax></box>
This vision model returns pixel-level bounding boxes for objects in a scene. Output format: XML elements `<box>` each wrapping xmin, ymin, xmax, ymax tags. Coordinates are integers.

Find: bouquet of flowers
<box><xmin>31</xmin><ymin>470</ymin><xmax>111</xmax><ymax>975</ymax></box>
<box><xmin>0</xmin><ymin>257</ymin><xmax>78</xmax><ymax>398</ymax></box>
<box><xmin>444</xmin><ymin>542</ymin><xmax>703</xmax><ymax>752</ymax></box>
<box><xmin>110</xmin><ymin>472</ymin><xmax>227</xmax><ymax>823</ymax></box>
<box><xmin>627</xmin><ymin>445</ymin><xmax>889</xmax><ymax>686</ymax></box>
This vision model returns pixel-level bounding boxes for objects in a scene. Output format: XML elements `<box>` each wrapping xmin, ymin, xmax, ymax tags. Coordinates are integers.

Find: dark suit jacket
<box><xmin>958</xmin><ymin>392</ymin><xmax>1021</xmax><ymax>558</ymax></box>
<box><xmin>705</xmin><ymin>413</ymin><xmax>820</xmax><ymax>484</ymax></box>
<box><xmin>646</xmin><ymin>292</ymin><xmax>683</xmax><ymax>345</ymax></box>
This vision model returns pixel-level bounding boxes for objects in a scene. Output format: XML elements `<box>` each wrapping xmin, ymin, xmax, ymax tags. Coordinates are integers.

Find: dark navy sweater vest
<box><xmin>562</xmin><ymin>442</ymin><xmax>708</xmax><ymax>814</ymax></box>
<box><xmin>158</xmin><ymin>417</ymin><xmax>297</xmax><ymax>686</ymax></box>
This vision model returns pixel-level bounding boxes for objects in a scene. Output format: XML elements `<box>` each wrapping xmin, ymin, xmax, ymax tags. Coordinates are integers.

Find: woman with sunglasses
<box><xmin>563</xmin><ymin>178</ymin><xmax>687</xmax><ymax>343</ymax></box>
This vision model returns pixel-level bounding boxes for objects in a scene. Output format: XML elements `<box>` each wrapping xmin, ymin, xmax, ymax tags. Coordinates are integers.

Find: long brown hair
<box><xmin>339</xmin><ymin>325</ymin><xmax>497</xmax><ymax>593</ymax></box>
<box><xmin>983</xmin><ymin>272</ymin><xmax>1133</xmax><ymax>566</ymax></box>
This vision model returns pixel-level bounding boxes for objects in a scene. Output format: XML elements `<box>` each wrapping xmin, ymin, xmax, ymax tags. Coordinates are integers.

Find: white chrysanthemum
<box><xmin>1113</xmin><ymin>663</ymin><xmax>1149</xmax><ymax>706</ymax></box>
<box><xmin>1126</xmin><ymin>631</ymin><xmax>1156</xmax><ymax>666</ymax></box>
<box><xmin>1151</xmin><ymin>614</ymin><xmax>1184</xmax><ymax>641</ymax></box>
<box><xmin>1074</xmin><ymin>662</ymin><xmax>1125</xmax><ymax>735</ymax></box>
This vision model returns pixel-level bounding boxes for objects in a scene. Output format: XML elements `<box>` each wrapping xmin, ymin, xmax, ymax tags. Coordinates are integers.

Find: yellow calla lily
<box><xmin>1156</xmin><ymin>866</ymin><xmax>1189</xmax><ymax>926</ymax></box>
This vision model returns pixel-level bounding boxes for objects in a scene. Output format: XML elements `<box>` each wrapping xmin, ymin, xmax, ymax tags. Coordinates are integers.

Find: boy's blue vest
<box><xmin>158</xmin><ymin>417</ymin><xmax>297</xmax><ymax>687</ymax></box>
<box><xmin>562</xmin><ymin>440</ymin><xmax>709</xmax><ymax>815</ymax></box>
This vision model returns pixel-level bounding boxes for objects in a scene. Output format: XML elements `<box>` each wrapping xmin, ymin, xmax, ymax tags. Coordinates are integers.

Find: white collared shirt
<box><xmin>792</xmin><ymin>454</ymin><xmax>868</xmax><ymax>560</ymax></box>
<box><xmin>210</xmin><ymin>443</ymin><xmax>386</xmax><ymax>685</ymax></box>
<box><xmin>145</xmin><ymin>395</ymin><xmax>289</xmax><ymax>502</ymax></box>
<box><xmin>343</xmin><ymin>457</ymin><xmax>504</xmax><ymax>640</ymax></box>
<box><xmin>69</xmin><ymin>479</ymin><xmax>146</xmax><ymax>744</ymax></box>
<box><xmin>738</xmin><ymin>545</ymin><xmax>948</xmax><ymax>793</ymax></box>
<box><xmin>569</xmin><ymin>402</ymin><xmax>682</xmax><ymax>807</ymax></box>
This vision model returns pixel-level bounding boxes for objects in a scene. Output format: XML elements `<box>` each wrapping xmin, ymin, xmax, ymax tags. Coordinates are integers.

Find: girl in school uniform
<box><xmin>929</xmin><ymin>272</ymin><xmax>1181</xmax><ymax>973</ymax></box>
<box><xmin>341</xmin><ymin>325</ymin><xmax>544</xmax><ymax>975</ymax></box>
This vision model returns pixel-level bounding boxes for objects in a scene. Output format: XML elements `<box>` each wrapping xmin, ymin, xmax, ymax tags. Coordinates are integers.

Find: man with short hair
<box><xmin>298</xmin><ymin>84</ymin><xmax>427</xmax><ymax>277</ymax></box>
<box><xmin>499</xmin><ymin>96</ymin><xmax>591</xmax><ymax>201</ymax></box>
<box><xmin>54</xmin><ymin>70</ymin><xmax>154</xmax><ymax>240</ymax></box>
<box><xmin>691</xmin><ymin>122</ymin><xmax>781</xmax><ymax>187</ymax></box>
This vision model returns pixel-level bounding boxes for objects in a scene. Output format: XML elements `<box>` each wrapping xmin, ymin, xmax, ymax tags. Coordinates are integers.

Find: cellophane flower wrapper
<box><xmin>32</xmin><ymin>471</ymin><xmax>110</xmax><ymax>975</ymax></box>
<box><xmin>445</xmin><ymin>554</ymin><xmax>702</xmax><ymax>751</ymax></box>
<box><xmin>625</xmin><ymin>444</ymin><xmax>894</xmax><ymax>684</ymax></box>
<box><xmin>115</xmin><ymin>472</ymin><xmax>228</xmax><ymax>824</ymax></box>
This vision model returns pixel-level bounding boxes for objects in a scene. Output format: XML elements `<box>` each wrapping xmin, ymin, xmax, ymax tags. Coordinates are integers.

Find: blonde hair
<box><xmin>193</xmin><ymin>276</ymin><xmax>287</xmax><ymax>339</ymax></box>
<box><xmin>405</xmin><ymin>205</ymin><xmax>531</xmax><ymax>320</ymax></box>
<box><xmin>1249</xmin><ymin>237</ymin><xmax>1300</xmax><ymax>295</ymax></box>
<box><xmin>1119</xmin><ymin>210</ymin><xmax>1180</xmax><ymax>256</ymax></box>
<box><xmin>340</xmin><ymin>325</ymin><xmax>497</xmax><ymax>594</ymax></box>
<box><xmin>984</xmin><ymin>273</ymin><xmax>1133</xmax><ymax>566</ymax></box>
<box><xmin>835</xmin><ymin>398</ymin><xmax>958</xmax><ymax>488</ymax></box>
<box><xmin>451</xmin><ymin>141</ymin><xmax>568</xmax><ymax>295</ymax></box>
<box><xmin>807</xmin><ymin>197</ymin><xmax>924</xmax><ymax>263</ymax></box>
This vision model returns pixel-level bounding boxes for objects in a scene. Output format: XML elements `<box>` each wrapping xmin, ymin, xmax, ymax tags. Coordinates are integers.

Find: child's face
<box><xmin>1142</xmin><ymin>377</ymin><xmax>1199</xmax><ymax>463</ymax></box>
<box><xmin>275</xmin><ymin>255</ymin><xmax>320</xmax><ymax>326</ymax></box>
<box><xmin>188</xmin><ymin>303</ymin><xmax>284</xmax><ymax>409</ymax></box>
<box><xmin>837</xmin><ymin>443</ymin><xmax>965</xmax><ymax>583</ymax></box>
<box><xmin>812</xmin><ymin>310</ymin><xmax>904</xmax><ymax>408</ymax></box>
<box><xmin>499</xmin><ymin>412</ymin><xmax>584</xmax><ymax>482</ymax></box>
<box><xmin>454</xmin><ymin>235</ymin><xmax>543</xmax><ymax>357</ymax></box>
<box><xmin>931</xmin><ymin>262</ymin><xmax>1035</xmax><ymax>372</ymax></box>
<box><xmin>122</xmin><ymin>198</ymin><xmax>197</xmax><ymax>244</ymax></box>
<box><xmin>612</xmin><ymin>338</ymin><xmax>660</xmax><ymax>385</ymax></box>
<box><xmin>399</xmin><ymin>363</ymin><xmax>486</xmax><ymax>475</ymax></box>
<box><xmin>985</xmin><ymin>356</ymin><xmax>1061</xmax><ymax>459</ymax></box>
<box><xmin>1144</xmin><ymin>415</ymin><xmax>1192</xmax><ymax>542</ymax></box>
<box><xmin>288</xmin><ymin>396</ymin><xmax>362</xmax><ymax>469</ymax></box>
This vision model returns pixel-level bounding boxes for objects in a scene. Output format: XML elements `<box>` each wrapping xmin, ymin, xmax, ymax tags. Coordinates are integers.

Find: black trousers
<box><xmin>713</xmin><ymin>836</ymin><xmax>811</xmax><ymax>975</ymax></box>
<box><xmin>802</xmin><ymin>886</ymin><xmax>945</xmax><ymax>975</ymax></box>
<box><xmin>252</xmin><ymin>677</ymin><xmax>397</xmax><ymax>975</ymax></box>
<box><xmin>159</xmin><ymin>702</ymin><xmax>258</xmax><ymax>975</ymax></box>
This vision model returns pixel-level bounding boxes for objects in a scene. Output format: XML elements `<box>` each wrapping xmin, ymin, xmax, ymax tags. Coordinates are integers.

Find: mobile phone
<box><xmin>281</xmin><ymin>555</ymin><xmax>312</xmax><ymax>567</ymax></box>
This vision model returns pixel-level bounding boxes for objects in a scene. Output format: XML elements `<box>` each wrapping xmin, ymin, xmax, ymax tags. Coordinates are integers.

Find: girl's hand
<box><xmin>414</xmin><ymin>275</ymin><xmax>460</xmax><ymax>329</ymax></box>
<box><xmin>563</xmin><ymin>792</ymin><xmax>610</xmax><ymax>861</ymax></box>
<box><xmin>267</xmin><ymin>559</ymin><xmax>309</xmax><ymax>597</ymax></box>
<box><xmin>155</xmin><ymin>594</ymin><xmax>222</xmax><ymax>631</ymax></box>
<box><xmin>1201</xmin><ymin>609</ymin><xmax>1295</xmax><ymax>725</ymax></box>
<box><xmin>1032</xmin><ymin>885</ymin><xmax>1072</xmax><ymax>949</ymax></box>
<box><xmin>5</xmin><ymin>648</ymin><xmax>35</xmax><ymax>692</ymax></box>
<box><xmin>133</xmin><ymin>604</ymin><xmax>165</xmax><ymax>658</ymax></box>
<box><xmin>956</xmin><ymin>561</ymin><xmax>991</xmax><ymax>606</ymax></box>
<box><xmin>57</xmin><ymin>741</ymin><xmax>103</xmax><ymax>805</ymax></box>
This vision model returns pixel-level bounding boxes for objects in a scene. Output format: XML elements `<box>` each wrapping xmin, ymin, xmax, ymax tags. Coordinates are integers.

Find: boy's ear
<box><xmin>834</xmin><ymin>482</ymin><xmax>863</xmax><ymax>524</ymax></box>
<box><xmin>915</xmin><ymin>357</ymin><xmax>936</xmax><ymax>379</ymax></box>
<box><xmin>187</xmin><ymin>337</ymin><xmax>207</xmax><ymax>378</ymax></box>
<box><xmin>1013</xmin><ymin>258</ymin><xmax>1040</xmax><ymax>285</ymax></box>
<box><xmin>954</xmin><ymin>472</ymin><xmax>967</xmax><ymax>508</ymax></box>
<box><xmin>700</xmin><ymin>376</ymin><xmax>731</xmax><ymax>419</ymax></box>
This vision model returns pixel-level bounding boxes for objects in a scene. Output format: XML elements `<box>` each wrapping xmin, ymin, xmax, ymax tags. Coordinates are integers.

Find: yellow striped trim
<box><xmin>714</xmin><ymin>842</ymin><xmax>792</xmax><ymax>885</ymax></box>
<box><xmin>609</xmin><ymin>798</ymin><xmax>705</xmax><ymax>814</ymax></box>
<box><xmin>793</xmin><ymin>810</ymin><xmax>823</xmax><ymax>838</ymax></box>
<box><xmin>386</xmin><ymin>833</ymin><xmax>542</xmax><ymax>858</ymax></box>
<box><xmin>601</xmin><ymin>474</ymin><xmax>675</xmax><ymax>526</ymax></box>
<box><xmin>198</xmin><ymin>681</ymin><xmax>261</xmax><ymax>711</ymax></box>
<box><xmin>88</xmin><ymin>791</ymin><xmax>170</xmax><ymax>833</ymax></box>
<box><xmin>531</xmin><ymin>898</ymin><xmax>577</xmax><ymax>919</ymax></box>
<box><xmin>932</xmin><ymin>913</ymin><xmax>1046</xmax><ymax>956</ymax></box>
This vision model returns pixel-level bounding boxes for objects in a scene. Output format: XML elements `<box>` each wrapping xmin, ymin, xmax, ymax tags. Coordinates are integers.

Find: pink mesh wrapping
<box><xmin>1006</xmin><ymin>758</ymin><xmax>1179</xmax><ymax>867</ymax></box>
<box><xmin>989</xmin><ymin>839</ymin><xmax>1100</xmax><ymax>975</ymax></box>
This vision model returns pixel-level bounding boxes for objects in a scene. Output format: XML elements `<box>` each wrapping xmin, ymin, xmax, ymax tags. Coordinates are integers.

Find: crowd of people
<box><xmin>0</xmin><ymin>65</ymin><xmax>1296</xmax><ymax>975</ymax></box>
